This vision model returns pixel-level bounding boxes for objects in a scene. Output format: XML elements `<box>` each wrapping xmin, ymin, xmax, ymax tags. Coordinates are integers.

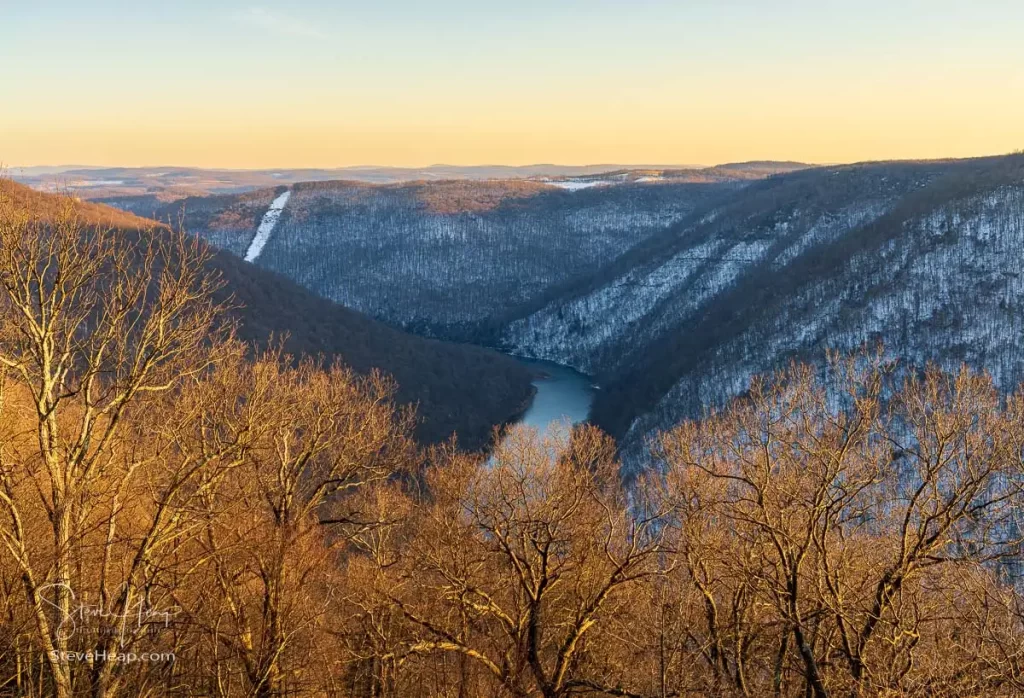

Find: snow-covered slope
<box><xmin>124</xmin><ymin>156</ymin><xmax>1024</xmax><ymax>464</ymax></box>
<box><xmin>566</xmin><ymin>156</ymin><xmax>1024</xmax><ymax>460</ymax></box>
<box><xmin>503</xmin><ymin>164</ymin><xmax>920</xmax><ymax>377</ymax></box>
<box><xmin>177</xmin><ymin>179</ymin><xmax>734</xmax><ymax>342</ymax></box>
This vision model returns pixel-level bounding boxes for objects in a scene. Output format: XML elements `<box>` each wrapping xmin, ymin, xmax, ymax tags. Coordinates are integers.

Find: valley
<box><xmin>9</xmin><ymin>3</ymin><xmax>1024</xmax><ymax>694</ymax></box>
<box><xmin>0</xmin><ymin>180</ymin><xmax>536</xmax><ymax>452</ymax></box>
<box><xmin>60</xmin><ymin>154</ymin><xmax>1024</xmax><ymax>467</ymax></box>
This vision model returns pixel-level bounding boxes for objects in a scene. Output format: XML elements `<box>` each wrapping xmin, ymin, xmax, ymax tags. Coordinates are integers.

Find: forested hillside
<box><xmin>576</xmin><ymin>156</ymin><xmax>1024</xmax><ymax>453</ymax></box>
<box><xmin>94</xmin><ymin>156</ymin><xmax>1024</xmax><ymax>464</ymax></box>
<box><xmin>0</xmin><ymin>181</ymin><xmax>534</xmax><ymax>450</ymax></box>
<box><xmin>3</xmin><ymin>205</ymin><xmax>1023</xmax><ymax>697</ymax></box>
<box><xmin>142</xmin><ymin>178</ymin><xmax>737</xmax><ymax>341</ymax></box>
<box><xmin>7</xmin><ymin>160</ymin><xmax>1024</xmax><ymax>698</ymax></box>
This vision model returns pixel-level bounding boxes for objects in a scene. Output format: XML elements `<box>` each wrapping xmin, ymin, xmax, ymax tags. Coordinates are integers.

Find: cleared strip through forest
<box><xmin>244</xmin><ymin>189</ymin><xmax>291</xmax><ymax>262</ymax></box>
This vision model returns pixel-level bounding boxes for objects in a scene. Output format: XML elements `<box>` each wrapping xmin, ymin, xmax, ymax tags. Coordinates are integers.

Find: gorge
<box><xmin>76</xmin><ymin>154</ymin><xmax>1024</xmax><ymax>464</ymax></box>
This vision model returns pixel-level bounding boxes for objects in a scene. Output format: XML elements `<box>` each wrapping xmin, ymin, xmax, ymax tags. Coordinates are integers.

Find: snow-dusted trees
<box><xmin>225</xmin><ymin>181</ymin><xmax>706</xmax><ymax>339</ymax></box>
<box><xmin>653</xmin><ymin>357</ymin><xmax>1024</xmax><ymax>697</ymax></box>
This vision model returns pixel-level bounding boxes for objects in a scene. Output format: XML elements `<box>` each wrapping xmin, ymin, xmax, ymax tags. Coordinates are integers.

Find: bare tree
<box><xmin>378</xmin><ymin>424</ymin><xmax>670</xmax><ymax>698</ymax></box>
<box><xmin>658</xmin><ymin>357</ymin><xmax>1024</xmax><ymax>697</ymax></box>
<box><xmin>0</xmin><ymin>191</ymin><xmax>233</xmax><ymax>697</ymax></box>
<box><xmin>185</xmin><ymin>354</ymin><xmax>411</xmax><ymax>697</ymax></box>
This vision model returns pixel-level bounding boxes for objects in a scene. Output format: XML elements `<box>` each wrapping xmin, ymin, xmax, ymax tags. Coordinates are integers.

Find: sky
<box><xmin>2</xmin><ymin>0</ymin><xmax>1022</xmax><ymax>168</ymax></box>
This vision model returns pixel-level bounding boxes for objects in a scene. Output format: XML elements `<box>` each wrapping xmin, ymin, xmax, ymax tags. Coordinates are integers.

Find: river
<box><xmin>513</xmin><ymin>358</ymin><xmax>596</xmax><ymax>437</ymax></box>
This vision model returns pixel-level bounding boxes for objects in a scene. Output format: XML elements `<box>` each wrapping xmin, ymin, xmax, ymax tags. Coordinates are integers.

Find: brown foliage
<box><xmin>0</xmin><ymin>180</ymin><xmax>164</xmax><ymax>232</ymax></box>
<box><xmin>406</xmin><ymin>180</ymin><xmax>553</xmax><ymax>214</ymax></box>
<box><xmin>0</xmin><ymin>192</ymin><xmax>1023</xmax><ymax>698</ymax></box>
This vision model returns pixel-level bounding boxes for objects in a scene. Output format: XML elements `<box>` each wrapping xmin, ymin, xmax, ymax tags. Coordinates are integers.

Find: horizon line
<box><xmin>9</xmin><ymin>151</ymin><xmax>1023</xmax><ymax>173</ymax></box>
<box><xmin>7</xmin><ymin>159</ymin><xmax>829</xmax><ymax>172</ymax></box>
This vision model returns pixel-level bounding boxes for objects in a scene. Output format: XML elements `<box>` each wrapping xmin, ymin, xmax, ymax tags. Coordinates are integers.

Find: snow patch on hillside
<box><xmin>504</xmin><ymin>233</ymin><xmax>776</xmax><ymax>374</ymax></box>
<box><xmin>504</xmin><ymin>239</ymin><xmax>727</xmax><ymax>371</ymax></box>
<box><xmin>547</xmin><ymin>180</ymin><xmax>613</xmax><ymax>191</ymax></box>
<box><xmin>244</xmin><ymin>190</ymin><xmax>291</xmax><ymax>262</ymax></box>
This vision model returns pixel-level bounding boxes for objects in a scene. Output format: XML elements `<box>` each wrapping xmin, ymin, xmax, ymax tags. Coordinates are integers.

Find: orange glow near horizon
<box><xmin>9</xmin><ymin>88</ymin><xmax>1023</xmax><ymax>169</ymax></box>
<box><xmin>3</xmin><ymin>2</ymin><xmax>1022</xmax><ymax>169</ymax></box>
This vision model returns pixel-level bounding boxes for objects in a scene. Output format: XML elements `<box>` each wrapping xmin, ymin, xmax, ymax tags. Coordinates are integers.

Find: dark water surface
<box><xmin>513</xmin><ymin>358</ymin><xmax>596</xmax><ymax>436</ymax></box>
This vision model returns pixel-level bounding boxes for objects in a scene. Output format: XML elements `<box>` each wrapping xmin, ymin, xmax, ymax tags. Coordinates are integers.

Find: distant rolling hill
<box><xmin>0</xmin><ymin>179</ymin><xmax>534</xmax><ymax>451</ymax></box>
<box><xmin>0</xmin><ymin>178</ymin><xmax>163</xmax><ymax>230</ymax></box>
<box><xmin>12</xmin><ymin>163</ymin><xmax>702</xmax><ymax>200</ymax></box>
<box><xmin>12</xmin><ymin>161</ymin><xmax>808</xmax><ymax>204</ymax></box>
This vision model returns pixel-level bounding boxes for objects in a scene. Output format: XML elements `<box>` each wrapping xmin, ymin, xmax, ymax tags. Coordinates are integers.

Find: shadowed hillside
<box><xmin>132</xmin><ymin>177</ymin><xmax>739</xmax><ymax>342</ymax></box>
<box><xmin>523</xmin><ymin>155</ymin><xmax>1024</xmax><ymax>455</ymax></box>
<box><xmin>0</xmin><ymin>180</ymin><xmax>534</xmax><ymax>450</ymax></box>
<box><xmin>81</xmin><ymin>155</ymin><xmax>1024</xmax><ymax>467</ymax></box>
